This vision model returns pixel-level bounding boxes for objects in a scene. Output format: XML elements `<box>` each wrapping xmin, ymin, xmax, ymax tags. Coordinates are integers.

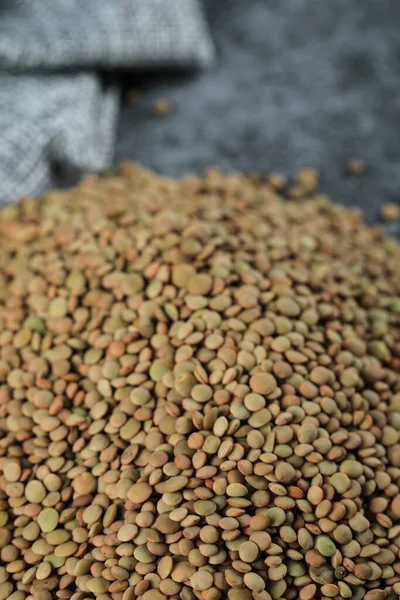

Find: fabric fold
<box><xmin>0</xmin><ymin>0</ymin><xmax>214</xmax><ymax>205</ymax></box>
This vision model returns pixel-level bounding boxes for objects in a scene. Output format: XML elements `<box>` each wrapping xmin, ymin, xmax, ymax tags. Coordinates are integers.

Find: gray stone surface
<box><xmin>116</xmin><ymin>0</ymin><xmax>400</xmax><ymax>234</ymax></box>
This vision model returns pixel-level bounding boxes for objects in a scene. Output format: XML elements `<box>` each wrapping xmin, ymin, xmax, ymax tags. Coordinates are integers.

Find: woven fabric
<box><xmin>0</xmin><ymin>0</ymin><xmax>213</xmax><ymax>204</ymax></box>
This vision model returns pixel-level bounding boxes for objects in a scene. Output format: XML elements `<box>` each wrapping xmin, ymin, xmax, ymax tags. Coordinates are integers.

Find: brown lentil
<box><xmin>381</xmin><ymin>202</ymin><xmax>400</xmax><ymax>222</ymax></box>
<box><xmin>0</xmin><ymin>163</ymin><xmax>399</xmax><ymax>600</ymax></box>
<box><xmin>346</xmin><ymin>157</ymin><xmax>366</xmax><ymax>175</ymax></box>
<box><xmin>152</xmin><ymin>97</ymin><xmax>174</xmax><ymax>117</ymax></box>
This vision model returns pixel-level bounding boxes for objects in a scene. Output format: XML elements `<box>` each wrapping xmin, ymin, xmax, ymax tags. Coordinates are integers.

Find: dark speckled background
<box><xmin>116</xmin><ymin>0</ymin><xmax>400</xmax><ymax>235</ymax></box>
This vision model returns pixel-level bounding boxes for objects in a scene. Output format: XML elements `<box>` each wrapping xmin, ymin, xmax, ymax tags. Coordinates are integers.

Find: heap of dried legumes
<box><xmin>0</xmin><ymin>163</ymin><xmax>400</xmax><ymax>600</ymax></box>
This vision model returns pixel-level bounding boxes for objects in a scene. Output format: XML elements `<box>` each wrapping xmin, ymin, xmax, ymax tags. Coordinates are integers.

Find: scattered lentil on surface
<box><xmin>381</xmin><ymin>203</ymin><xmax>400</xmax><ymax>222</ymax></box>
<box><xmin>346</xmin><ymin>157</ymin><xmax>366</xmax><ymax>176</ymax></box>
<box><xmin>152</xmin><ymin>97</ymin><xmax>174</xmax><ymax>117</ymax></box>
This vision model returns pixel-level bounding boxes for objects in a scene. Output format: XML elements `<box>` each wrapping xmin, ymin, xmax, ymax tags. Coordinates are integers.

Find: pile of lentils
<box><xmin>0</xmin><ymin>163</ymin><xmax>400</xmax><ymax>600</ymax></box>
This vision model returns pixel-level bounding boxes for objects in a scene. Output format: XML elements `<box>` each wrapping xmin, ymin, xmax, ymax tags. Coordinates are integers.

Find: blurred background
<box><xmin>1</xmin><ymin>0</ymin><xmax>399</xmax><ymax>234</ymax></box>
<box><xmin>117</xmin><ymin>0</ymin><xmax>400</xmax><ymax>234</ymax></box>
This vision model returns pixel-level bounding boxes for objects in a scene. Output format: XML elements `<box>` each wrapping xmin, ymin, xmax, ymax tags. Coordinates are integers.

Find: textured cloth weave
<box><xmin>0</xmin><ymin>0</ymin><xmax>213</xmax><ymax>205</ymax></box>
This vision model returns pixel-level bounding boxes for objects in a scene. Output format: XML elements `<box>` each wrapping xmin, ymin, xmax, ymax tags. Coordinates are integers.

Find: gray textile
<box><xmin>0</xmin><ymin>0</ymin><xmax>213</xmax><ymax>205</ymax></box>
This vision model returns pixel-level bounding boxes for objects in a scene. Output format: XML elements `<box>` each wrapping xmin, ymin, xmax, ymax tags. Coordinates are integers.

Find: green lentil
<box><xmin>316</xmin><ymin>536</ymin><xmax>337</xmax><ymax>557</ymax></box>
